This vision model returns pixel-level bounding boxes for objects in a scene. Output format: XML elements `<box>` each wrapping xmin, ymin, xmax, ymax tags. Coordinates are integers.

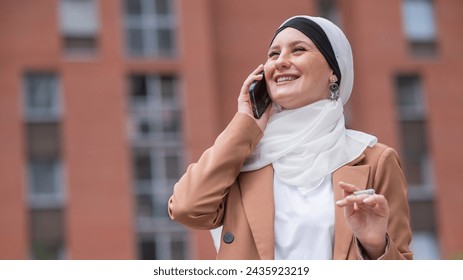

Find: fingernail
<box><xmin>363</xmin><ymin>197</ymin><xmax>373</xmax><ymax>203</ymax></box>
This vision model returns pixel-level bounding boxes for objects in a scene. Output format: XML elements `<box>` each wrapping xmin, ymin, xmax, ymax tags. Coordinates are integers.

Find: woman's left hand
<box><xmin>335</xmin><ymin>181</ymin><xmax>389</xmax><ymax>259</ymax></box>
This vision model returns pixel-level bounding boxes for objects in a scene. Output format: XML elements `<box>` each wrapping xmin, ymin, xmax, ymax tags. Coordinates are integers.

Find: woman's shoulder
<box><xmin>361</xmin><ymin>142</ymin><xmax>401</xmax><ymax>167</ymax></box>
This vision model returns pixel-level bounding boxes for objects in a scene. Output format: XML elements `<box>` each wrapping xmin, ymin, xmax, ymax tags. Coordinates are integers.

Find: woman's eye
<box><xmin>293</xmin><ymin>47</ymin><xmax>306</xmax><ymax>53</ymax></box>
<box><xmin>268</xmin><ymin>51</ymin><xmax>279</xmax><ymax>58</ymax></box>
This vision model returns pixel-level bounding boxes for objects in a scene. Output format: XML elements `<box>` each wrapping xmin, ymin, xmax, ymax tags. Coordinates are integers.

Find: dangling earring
<box><xmin>329</xmin><ymin>77</ymin><xmax>339</xmax><ymax>101</ymax></box>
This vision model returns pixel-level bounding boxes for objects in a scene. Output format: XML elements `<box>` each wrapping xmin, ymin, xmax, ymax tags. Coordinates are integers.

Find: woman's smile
<box><xmin>275</xmin><ymin>75</ymin><xmax>300</xmax><ymax>83</ymax></box>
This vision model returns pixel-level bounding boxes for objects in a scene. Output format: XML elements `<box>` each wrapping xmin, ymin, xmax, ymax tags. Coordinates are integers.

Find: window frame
<box><xmin>59</xmin><ymin>0</ymin><xmax>100</xmax><ymax>55</ymax></box>
<box><xmin>123</xmin><ymin>0</ymin><xmax>177</xmax><ymax>57</ymax></box>
<box><xmin>128</xmin><ymin>73</ymin><xmax>188</xmax><ymax>259</ymax></box>
<box><xmin>395</xmin><ymin>74</ymin><xmax>434</xmax><ymax>199</ymax></box>
<box><xmin>401</xmin><ymin>0</ymin><xmax>438</xmax><ymax>57</ymax></box>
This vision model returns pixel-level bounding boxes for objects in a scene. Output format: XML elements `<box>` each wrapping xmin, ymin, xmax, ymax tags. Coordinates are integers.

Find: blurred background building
<box><xmin>0</xmin><ymin>0</ymin><xmax>462</xmax><ymax>260</ymax></box>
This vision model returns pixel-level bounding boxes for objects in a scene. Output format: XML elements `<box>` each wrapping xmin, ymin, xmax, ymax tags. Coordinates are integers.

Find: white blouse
<box><xmin>273</xmin><ymin>173</ymin><xmax>335</xmax><ymax>260</ymax></box>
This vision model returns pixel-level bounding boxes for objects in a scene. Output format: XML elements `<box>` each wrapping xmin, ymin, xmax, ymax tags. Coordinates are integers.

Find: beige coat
<box><xmin>169</xmin><ymin>113</ymin><xmax>413</xmax><ymax>260</ymax></box>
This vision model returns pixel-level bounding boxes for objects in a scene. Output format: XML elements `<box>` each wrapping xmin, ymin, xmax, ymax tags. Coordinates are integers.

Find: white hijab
<box><xmin>241</xmin><ymin>16</ymin><xmax>377</xmax><ymax>191</ymax></box>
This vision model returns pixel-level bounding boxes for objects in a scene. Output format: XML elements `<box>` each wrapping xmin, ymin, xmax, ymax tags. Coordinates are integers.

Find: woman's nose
<box><xmin>275</xmin><ymin>52</ymin><xmax>291</xmax><ymax>69</ymax></box>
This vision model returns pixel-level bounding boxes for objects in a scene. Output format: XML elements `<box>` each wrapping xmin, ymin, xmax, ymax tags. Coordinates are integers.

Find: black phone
<box><xmin>248</xmin><ymin>72</ymin><xmax>271</xmax><ymax>119</ymax></box>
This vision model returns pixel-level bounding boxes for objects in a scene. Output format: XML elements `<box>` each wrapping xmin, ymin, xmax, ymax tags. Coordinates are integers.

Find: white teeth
<box><xmin>277</xmin><ymin>76</ymin><xmax>296</xmax><ymax>83</ymax></box>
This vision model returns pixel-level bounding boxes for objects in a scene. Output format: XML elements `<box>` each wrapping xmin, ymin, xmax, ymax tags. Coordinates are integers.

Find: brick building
<box><xmin>0</xmin><ymin>0</ymin><xmax>462</xmax><ymax>260</ymax></box>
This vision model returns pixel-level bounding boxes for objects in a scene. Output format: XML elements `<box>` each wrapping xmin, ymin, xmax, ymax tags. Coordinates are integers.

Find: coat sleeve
<box><xmin>373</xmin><ymin>147</ymin><xmax>414</xmax><ymax>260</ymax></box>
<box><xmin>168</xmin><ymin>113</ymin><xmax>263</xmax><ymax>230</ymax></box>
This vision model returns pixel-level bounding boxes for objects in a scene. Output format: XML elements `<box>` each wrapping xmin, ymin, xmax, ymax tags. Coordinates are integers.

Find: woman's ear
<box><xmin>328</xmin><ymin>69</ymin><xmax>338</xmax><ymax>83</ymax></box>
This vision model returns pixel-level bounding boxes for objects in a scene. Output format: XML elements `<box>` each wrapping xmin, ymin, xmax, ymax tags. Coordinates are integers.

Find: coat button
<box><xmin>223</xmin><ymin>232</ymin><xmax>234</xmax><ymax>244</ymax></box>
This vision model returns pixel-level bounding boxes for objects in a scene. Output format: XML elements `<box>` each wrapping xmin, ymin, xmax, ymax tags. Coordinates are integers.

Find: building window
<box><xmin>395</xmin><ymin>74</ymin><xmax>432</xmax><ymax>193</ymax></box>
<box><xmin>124</xmin><ymin>0</ymin><xmax>176</xmax><ymax>57</ymax></box>
<box><xmin>59</xmin><ymin>0</ymin><xmax>99</xmax><ymax>55</ymax></box>
<box><xmin>395</xmin><ymin>74</ymin><xmax>439</xmax><ymax>259</ymax></box>
<box><xmin>23</xmin><ymin>72</ymin><xmax>66</xmax><ymax>259</ymax></box>
<box><xmin>29</xmin><ymin>209</ymin><xmax>66</xmax><ymax>260</ymax></box>
<box><xmin>138</xmin><ymin>232</ymin><xmax>187</xmax><ymax>260</ymax></box>
<box><xmin>401</xmin><ymin>0</ymin><xmax>438</xmax><ymax>57</ymax></box>
<box><xmin>129</xmin><ymin>75</ymin><xmax>182</xmax><ymax>141</ymax></box>
<box><xmin>128</xmin><ymin>74</ymin><xmax>188</xmax><ymax>259</ymax></box>
<box><xmin>27</xmin><ymin>159</ymin><xmax>64</xmax><ymax>208</ymax></box>
<box><xmin>317</xmin><ymin>0</ymin><xmax>341</xmax><ymax>27</ymax></box>
<box><xmin>24</xmin><ymin>73</ymin><xmax>61</xmax><ymax>121</ymax></box>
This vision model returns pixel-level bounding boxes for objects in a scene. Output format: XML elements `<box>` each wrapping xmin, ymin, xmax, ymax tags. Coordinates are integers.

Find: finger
<box><xmin>336</xmin><ymin>191</ymin><xmax>375</xmax><ymax>207</ymax></box>
<box><xmin>336</xmin><ymin>200</ymin><xmax>355</xmax><ymax>217</ymax></box>
<box><xmin>237</xmin><ymin>65</ymin><xmax>265</xmax><ymax>117</ymax></box>
<box><xmin>347</xmin><ymin>193</ymin><xmax>376</xmax><ymax>205</ymax></box>
<box><xmin>346</xmin><ymin>193</ymin><xmax>388</xmax><ymax>215</ymax></box>
<box><xmin>338</xmin><ymin>181</ymin><xmax>360</xmax><ymax>197</ymax></box>
<box><xmin>335</xmin><ymin>191</ymin><xmax>355</xmax><ymax>217</ymax></box>
<box><xmin>246</xmin><ymin>69</ymin><xmax>264</xmax><ymax>86</ymax></box>
<box><xmin>251</xmin><ymin>64</ymin><xmax>265</xmax><ymax>75</ymax></box>
<box><xmin>362</xmin><ymin>194</ymin><xmax>389</xmax><ymax>211</ymax></box>
<box><xmin>338</xmin><ymin>181</ymin><xmax>368</xmax><ymax>208</ymax></box>
<box><xmin>240</xmin><ymin>64</ymin><xmax>264</xmax><ymax>95</ymax></box>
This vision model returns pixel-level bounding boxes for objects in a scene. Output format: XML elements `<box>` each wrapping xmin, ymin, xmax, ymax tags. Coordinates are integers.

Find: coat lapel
<box><xmin>239</xmin><ymin>165</ymin><xmax>275</xmax><ymax>260</ymax></box>
<box><xmin>332</xmin><ymin>154</ymin><xmax>370</xmax><ymax>259</ymax></box>
<box><xmin>238</xmin><ymin>154</ymin><xmax>371</xmax><ymax>260</ymax></box>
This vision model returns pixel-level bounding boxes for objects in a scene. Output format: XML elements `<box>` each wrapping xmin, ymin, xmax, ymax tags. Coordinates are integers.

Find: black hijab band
<box><xmin>270</xmin><ymin>17</ymin><xmax>342</xmax><ymax>86</ymax></box>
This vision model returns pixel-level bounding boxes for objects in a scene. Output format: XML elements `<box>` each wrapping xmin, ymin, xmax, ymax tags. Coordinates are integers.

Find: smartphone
<box><xmin>248</xmin><ymin>72</ymin><xmax>271</xmax><ymax>119</ymax></box>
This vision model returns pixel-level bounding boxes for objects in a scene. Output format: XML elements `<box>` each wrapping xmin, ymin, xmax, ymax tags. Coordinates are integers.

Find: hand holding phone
<box><xmin>248</xmin><ymin>72</ymin><xmax>271</xmax><ymax>119</ymax></box>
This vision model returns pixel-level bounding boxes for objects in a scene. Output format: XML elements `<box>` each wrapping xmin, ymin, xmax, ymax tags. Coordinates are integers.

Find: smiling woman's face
<box><xmin>264</xmin><ymin>27</ymin><xmax>335</xmax><ymax>110</ymax></box>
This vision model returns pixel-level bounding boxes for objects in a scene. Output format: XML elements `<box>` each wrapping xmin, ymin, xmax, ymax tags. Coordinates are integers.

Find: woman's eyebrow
<box><xmin>269</xmin><ymin>39</ymin><xmax>312</xmax><ymax>50</ymax></box>
<box><xmin>290</xmin><ymin>40</ymin><xmax>311</xmax><ymax>46</ymax></box>
<box><xmin>268</xmin><ymin>46</ymin><xmax>279</xmax><ymax>53</ymax></box>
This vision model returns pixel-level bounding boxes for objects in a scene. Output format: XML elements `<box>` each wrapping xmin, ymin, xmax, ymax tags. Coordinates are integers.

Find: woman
<box><xmin>168</xmin><ymin>15</ymin><xmax>413</xmax><ymax>260</ymax></box>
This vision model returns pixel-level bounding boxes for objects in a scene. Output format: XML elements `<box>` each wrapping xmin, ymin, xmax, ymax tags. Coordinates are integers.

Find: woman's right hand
<box><xmin>237</xmin><ymin>64</ymin><xmax>273</xmax><ymax>131</ymax></box>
